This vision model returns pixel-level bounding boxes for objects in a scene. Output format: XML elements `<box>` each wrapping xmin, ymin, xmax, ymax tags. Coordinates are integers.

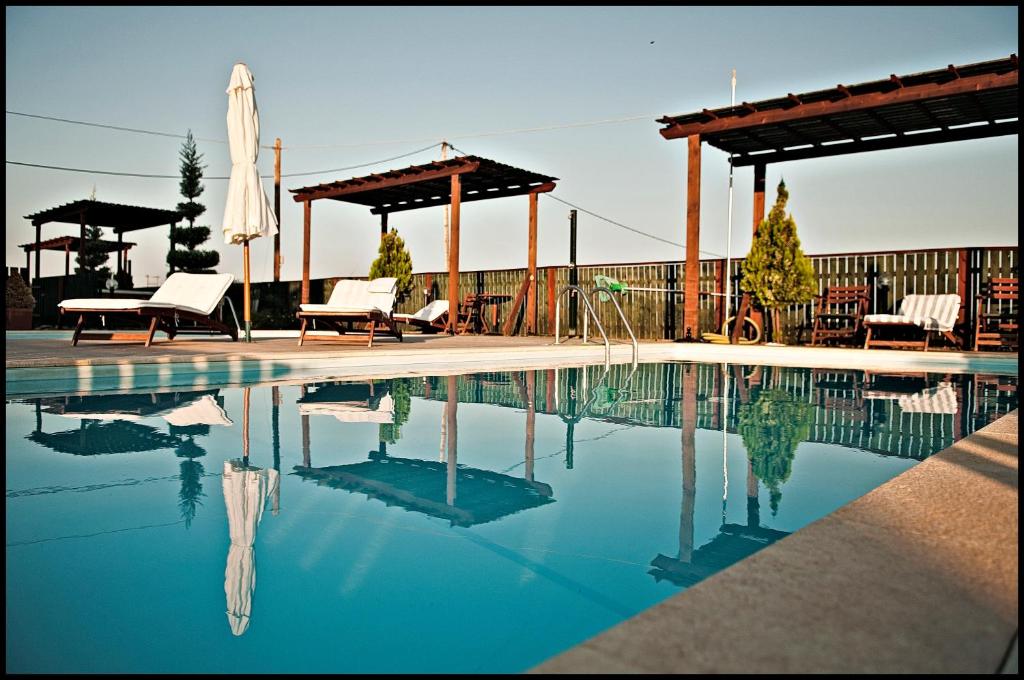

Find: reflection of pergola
<box><xmin>290</xmin><ymin>156</ymin><xmax>558</xmax><ymax>334</ymax></box>
<box><xmin>20</xmin><ymin>235</ymin><xmax>136</xmax><ymax>279</ymax></box>
<box><xmin>658</xmin><ymin>54</ymin><xmax>1019</xmax><ymax>337</ymax></box>
<box><xmin>23</xmin><ymin>199</ymin><xmax>183</xmax><ymax>283</ymax></box>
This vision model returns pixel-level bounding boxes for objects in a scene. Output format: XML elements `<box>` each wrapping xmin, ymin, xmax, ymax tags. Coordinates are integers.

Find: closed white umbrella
<box><xmin>222</xmin><ymin>62</ymin><xmax>278</xmax><ymax>342</ymax></box>
<box><xmin>223</xmin><ymin>459</ymin><xmax>279</xmax><ymax>636</ymax></box>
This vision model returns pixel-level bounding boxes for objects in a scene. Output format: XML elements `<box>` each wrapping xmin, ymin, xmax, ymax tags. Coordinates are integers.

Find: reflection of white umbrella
<box><xmin>223</xmin><ymin>459</ymin><xmax>279</xmax><ymax>636</ymax></box>
<box><xmin>222</xmin><ymin>62</ymin><xmax>278</xmax><ymax>343</ymax></box>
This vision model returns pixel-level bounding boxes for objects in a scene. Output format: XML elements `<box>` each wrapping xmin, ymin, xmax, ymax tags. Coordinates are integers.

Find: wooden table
<box><xmin>458</xmin><ymin>293</ymin><xmax>512</xmax><ymax>334</ymax></box>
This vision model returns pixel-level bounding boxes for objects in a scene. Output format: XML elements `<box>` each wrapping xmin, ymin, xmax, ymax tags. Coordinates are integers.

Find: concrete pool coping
<box><xmin>533</xmin><ymin>409</ymin><xmax>1019</xmax><ymax>674</ymax></box>
<box><xmin>5</xmin><ymin>335</ymin><xmax>1017</xmax><ymax>397</ymax></box>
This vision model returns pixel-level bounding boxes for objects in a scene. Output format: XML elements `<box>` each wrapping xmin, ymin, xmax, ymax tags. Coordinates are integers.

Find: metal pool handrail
<box><xmin>590</xmin><ymin>286</ymin><xmax>638</xmax><ymax>368</ymax></box>
<box><xmin>554</xmin><ymin>285</ymin><xmax>611</xmax><ymax>369</ymax></box>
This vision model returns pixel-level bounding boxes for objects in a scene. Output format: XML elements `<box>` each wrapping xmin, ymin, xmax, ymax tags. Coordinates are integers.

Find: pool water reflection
<box><xmin>5</xmin><ymin>362</ymin><xmax>1016</xmax><ymax>673</ymax></box>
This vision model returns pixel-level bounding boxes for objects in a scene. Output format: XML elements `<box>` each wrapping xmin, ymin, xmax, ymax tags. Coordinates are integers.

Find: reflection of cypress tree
<box><xmin>176</xmin><ymin>439</ymin><xmax>206</xmax><ymax>529</ymax></box>
<box><xmin>737</xmin><ymin>388</ymin><xmax>813</xmax><ymax>515</ymax></box>
<box><xmin>378</xmin><ymin>378</ymin><xmax>412</xmax><ymax>444</ymax></box>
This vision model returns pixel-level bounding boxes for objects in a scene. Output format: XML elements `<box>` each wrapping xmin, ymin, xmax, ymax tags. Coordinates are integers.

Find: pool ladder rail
<box><xmin>553</xmin><ymin>285</ymin><xmax>638</xmax><ymax>369</ymax></box>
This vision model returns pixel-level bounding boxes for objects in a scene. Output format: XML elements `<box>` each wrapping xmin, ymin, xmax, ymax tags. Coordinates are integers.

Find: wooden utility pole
<box><xmin>442</xmin><ymin>142</ymin><xmax>450</xmax><ymax>269</ymax></box>
<box><xmin>274</xmin><ymin>138</ymin><xmax>282</xmax><ymax>282</ymax></box>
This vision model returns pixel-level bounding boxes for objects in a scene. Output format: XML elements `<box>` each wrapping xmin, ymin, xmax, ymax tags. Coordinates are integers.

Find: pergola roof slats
<box><xmin>289</xmin><ymin>156</ymin><xmax>557</xmax><ymax>212</ymax></box>
<box><xmin>659</xmin><ymin>54</ymin><xmax>1018</xmax><ymax>166</ymax></box>
<box><xmin>24</xmin><ymin>199</ymin><xmax>183</xmax><ymax>232</ymax></box>
<box><xmin>20</xmin><ymin>235</ymin><xmax>136</xmax><ymax>253</ymax></box>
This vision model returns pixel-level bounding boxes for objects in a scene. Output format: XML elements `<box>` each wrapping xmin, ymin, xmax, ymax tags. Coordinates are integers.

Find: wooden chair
<box><xmin>809</xmin><ymin>284</ymin><xmax>871</xmax><ymax>346</ymax></box>
<box><xmin>973</xmin><ymin>278</ymin><xmax>1018</xmax><ymax>352</ymax></box>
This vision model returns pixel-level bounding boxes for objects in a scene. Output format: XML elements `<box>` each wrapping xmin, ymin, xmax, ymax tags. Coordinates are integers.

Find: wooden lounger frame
<box><xmin>61</xmin><ymin>307</ymin><xmax>238</xmax><ymax>347</ymax></box>
<box><xmin>863</xmin><ymin>322</ymin><xmax>959</xmax><ymax>352</ymax></box>
<box><xmin>296</xmin><ymin>310</ymin><xmax>403</xmax><ymax>348</ymax></box>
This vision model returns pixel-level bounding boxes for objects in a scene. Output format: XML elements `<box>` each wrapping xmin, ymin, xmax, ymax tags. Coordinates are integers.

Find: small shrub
<box><xmin>6</xmin><ymin>273</ymin><xmax>36</xmax><ymax>308</ymax></box>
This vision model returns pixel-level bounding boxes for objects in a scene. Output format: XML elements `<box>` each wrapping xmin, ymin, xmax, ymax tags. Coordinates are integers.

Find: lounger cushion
<box><xmin>148</xmin><ymin>273</ymin><xmax>235</xmax><ymax>316</ymax></box>
<box><xmin>394</xmin><ymin>300</ymin><xmax>449</xmax><ymax>323</ymax></box>
<box><xmin>864</xmin><ymin>294</ymin><xmax>961</xmax><ymax>331</ymax></box>
<box><xmin>59</xmin><ymin>299</ymin><xmax>174</xmax><ymax>312</ymax></box>
<box><xmin>59</xmin><ymin>273</ymin><xmax>234</xmax><ymax>317</ymax></box>
<box><xmin>307</xmin><ymin>278</ymin><xmax>397</xmax><ymax>315</ymax></box>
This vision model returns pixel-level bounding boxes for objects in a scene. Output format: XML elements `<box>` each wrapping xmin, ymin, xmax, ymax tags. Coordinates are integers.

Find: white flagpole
<box><xmin>722</xmin><ymin>70</ymin><xmax>736</xmax><ymax>523</ymax></box>
<box><xmin>724</xmin><ymin>69</ymin><xmax>737</xmax><ymax>336</ymax></box>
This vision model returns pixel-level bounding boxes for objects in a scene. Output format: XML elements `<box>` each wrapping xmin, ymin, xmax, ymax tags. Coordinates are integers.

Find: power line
<box><xmin>8</xmin><ymin>107</ymin><xmax>660</xmax><ymax>151</ymax></box>
<box><xmin>5</xmin><ymin>142</ymin><xmax>443</xmax><ymax>181</ymax></box>
<box><xmin>448</xmin><ymin>143</ymin><xmax>724</xmax><ymax>258</ymax></box>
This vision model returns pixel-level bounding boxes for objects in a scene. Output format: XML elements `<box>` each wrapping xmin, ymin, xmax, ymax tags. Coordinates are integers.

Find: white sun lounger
<box><xmin>393</xmin><ymin>299</ymin><xmax>449</xmax><ymax>333</ymax></box>
<box><xmin>296</xmin><ymin>277</ymin><xmax>403</xmax><ymax>347</ymax></box>
<box><xmin>59</xmin><ymin>272</ymin><xmax>237</xmax><ymax>346</ymax></box>
<box><xmin>863</xmin><ymin>293</ymin><xmax>962</xmax><ymax>351</ymax></box>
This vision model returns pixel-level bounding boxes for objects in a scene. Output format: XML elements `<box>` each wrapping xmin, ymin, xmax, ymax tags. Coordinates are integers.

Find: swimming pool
<box><xmin>5</xmin><ymin>361</ymin><xmax>1017</xmax><ymax>673</ymax></box>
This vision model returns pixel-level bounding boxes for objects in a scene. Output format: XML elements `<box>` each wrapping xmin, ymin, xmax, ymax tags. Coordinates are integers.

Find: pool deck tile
<box><xmin>532</xmin><ymin>410</ymin><xmax>1018</xmax><ymax>674</ymax></box>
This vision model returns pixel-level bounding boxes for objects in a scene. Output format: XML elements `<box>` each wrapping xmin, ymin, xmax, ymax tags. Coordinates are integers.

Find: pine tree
<box><xmin>369</xmin><ymin>229</ymin><xmax>414</xmax><ymax>303</ymax></box>
<box><xmin>739</xmin><ymin>180</ymin><xmax>817</xmax><ymax>342</ymax></box>
<box><xmin>167</xmin><ymin>131</ymin><xmax>220</xmax><ymax>274</ymax></box>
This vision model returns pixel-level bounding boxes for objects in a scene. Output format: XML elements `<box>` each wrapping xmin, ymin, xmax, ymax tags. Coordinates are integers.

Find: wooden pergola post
<box><xmin>168</xmin><ymin>221</ymin><xmax>176</xmax><ymax>275</ymax></box>
<box><xmin>78</xmin><ymin>211</ymin><xmax>86</xmax><ymax>278</ymax></box>
<box><xmin>526</xmin><ymin>191</ymin><xmax>539</xmax><ymax>334</ymax></box>
<box><xmin>117</xmin><ymin>232</ymin><xmax>124</xmax><ymax>275</ymax></box>
<box><xmin>525</xmin><ymin>370</ymin><xmax>536</xmax><ymax>482</ymax></box>
<box><xmin>749</xmin><ymin>163</ymin><xmax>767</xmax><ymax>336</ymax></box>
<box><xmin>752</xmin><ymin>163</ymin><xmax>766</xmax><ymax>233</ymax></box>
<box><xmin>679</xmin><ymin>362</ymin><xmax>697</xmax><ymax>562</ymax></box>
<box><xmin>447</xmin><ymin>173</ymin><xmax>462</xmax><ymax>334</ymax></box>
<box><xmin>301</xmin><ymin>200</ymin><xmax>311</xmax><ymax>304</ymax></box>
<box><xmin>446</xmin><ymin>375</ymin><xmax>458</xmax><ymax>505</ymax></box>
<box><xmin>274</xmin><ymin>138</ymin><xmax>282</xmax><ymax>282</ymax></box>
<box><xmin>380</xmin><ymin>212</ymin><xmax>389</xmax><ymax>241</ymax></box>
<box><xmin>34</xmin><ymin>221</ymin><xmax>41</xmax><ymax>283</ymax></box>
<box><xmin>25</xmin><ymin>248</ymin><xmax>31</xmax><ymax>279</ymax></box>
<box><xmin>683</xmin><ymin>135</ymin><xmax>702</xmax><ymax>339</ymax></box>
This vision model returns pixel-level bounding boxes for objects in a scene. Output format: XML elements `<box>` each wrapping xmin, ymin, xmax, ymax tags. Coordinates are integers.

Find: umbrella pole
<box><xmin>243</xmin><ymin>240</ymin><xmax>252</xmax><ymax>342</ymax></box>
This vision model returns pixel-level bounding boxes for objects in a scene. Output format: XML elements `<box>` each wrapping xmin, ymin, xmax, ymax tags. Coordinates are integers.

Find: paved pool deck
<box><xmin>4</xmin><ymin>331</ymin><xmax>1019</xmax><ymax>673</ymax></box>
<box><xmin>5</xmin><ymin>332</ymin><xmax>1017</xmax><ymax>396</ymax></box>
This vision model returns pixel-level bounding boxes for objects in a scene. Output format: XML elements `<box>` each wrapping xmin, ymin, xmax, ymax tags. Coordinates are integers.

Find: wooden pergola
<box><xmin>658</xmin><ymin>54</ymin><xmax>1019</xmax><ymax>338</ymax></box>
<box><xmin>23</xmin><ymin>200</ymin><xmax>182</xmax><ymax>283</ymax></box>
<box><xmin>20</xmin><ymin>235</ymin><xmax>136</xmax><ymax>280</ymax></box>
<box><xmin>290</xmin><ymin>156</ymin><xmax>558</xmax><ymax>334</ymax></box>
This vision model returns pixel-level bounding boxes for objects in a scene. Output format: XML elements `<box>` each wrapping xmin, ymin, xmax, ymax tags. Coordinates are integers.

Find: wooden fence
<box><xmin>394</xmin><ymin>246</ymin><xmax>1017</xmax><ymax>342</ymax></box>
<box><xmin>406</xmin><ymin>363</ymin><xmax>1015</xmax><ymax>461</ymax></box>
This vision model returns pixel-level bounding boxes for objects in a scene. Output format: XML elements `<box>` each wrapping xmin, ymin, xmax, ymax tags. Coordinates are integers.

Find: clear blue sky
<box><xmin>5</xmin><ymin>6</ymin><xmax>1018</xmax><ymax>286</ymax></box>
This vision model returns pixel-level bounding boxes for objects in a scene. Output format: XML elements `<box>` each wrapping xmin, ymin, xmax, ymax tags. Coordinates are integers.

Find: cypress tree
<box><xmin>369</xmin><ymin>228</ymin><xmax>414</xmax><ymax>303</ymax></box>
<box><xmin>739</xmin><ymin>180</ymin><xmax>817</xmax><ymax>342</ymax></box>
<box><xmin>168</xmin><ymin>131</ymin><xmax>220</xmax><ymax>274</ymax></box>
<box><xmin>75</xmin><ymin>222</ymin><xmax>112</xmax><ymax>283</ymax></box>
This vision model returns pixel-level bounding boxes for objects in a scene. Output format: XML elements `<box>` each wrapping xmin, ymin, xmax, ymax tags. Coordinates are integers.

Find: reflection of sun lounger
<box><xmin>59</xmin><ymin>273</ymin><xmax>236</xmax><ymax>346</ymax></box>
<box><xmin>46</xmin><ymin>391</ymin><xmax>233</xmax><ymax>426</ymax></box>
<box><xmin>864</xmin><ymin>382</ymin><xmax>958</xmax><ymax>414</ymax></box>
<box><xmin>296</xmin><ymin>277</ymin><xmax>402</xmax><ymax>347</ymax></box>
<box><xmin>393</xmin><ymin>300</ymin><xmax>449</xmax><ymax>333</ymax></box>
<box><xmin>298</xmin><ymin>393</ymin><xmax>395</xmax><ymax>423</ymax></box>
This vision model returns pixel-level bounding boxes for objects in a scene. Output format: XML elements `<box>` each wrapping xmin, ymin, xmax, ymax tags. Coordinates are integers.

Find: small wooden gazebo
<box><xmin>657</xmin><ymin>54</ymin><xmax>1018</xmax><ymax>338</ymax></box>
<box><xmin>290</xmin><ymin>156</ymin><xmax>558</xmax><ymax>334</ymax></box>
<box><xmin>20</xmin><ymin>235</ymin><xmax>136</xmax><ymax>280</ymax></box>
<box><xmin>23</xmin><ymin>199</ymin><xmax>183</xmax><ymax>283</ymax></box>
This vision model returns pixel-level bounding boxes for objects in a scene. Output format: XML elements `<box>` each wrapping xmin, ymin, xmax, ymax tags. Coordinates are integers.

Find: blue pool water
<box><xmin>5</xmin><ymin>362</ymin><xmax>1017</xmax><ymax>673</ymax></box>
